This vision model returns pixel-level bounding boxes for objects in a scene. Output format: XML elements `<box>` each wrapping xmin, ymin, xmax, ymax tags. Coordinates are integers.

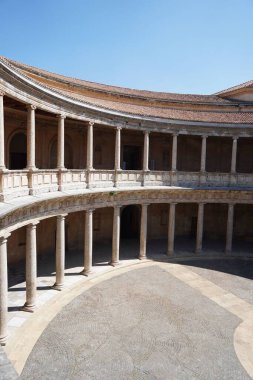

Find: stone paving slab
<box><xmin>20</xmin><ymin>266</ymin><xmax>251</xmax><ymax>380</ymax></box>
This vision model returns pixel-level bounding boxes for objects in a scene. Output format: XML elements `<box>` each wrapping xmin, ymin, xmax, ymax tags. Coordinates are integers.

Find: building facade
<box><xmin>0</xmin><ymin>57</ymin><xmax>253</xmax><ymax>345</ymax></box>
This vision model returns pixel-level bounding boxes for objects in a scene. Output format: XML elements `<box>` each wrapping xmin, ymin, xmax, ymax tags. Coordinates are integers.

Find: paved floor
<box><xmin>20</xmin><ymin>263</ymin><xmax>252</xmax><ymax>380</ymax></box>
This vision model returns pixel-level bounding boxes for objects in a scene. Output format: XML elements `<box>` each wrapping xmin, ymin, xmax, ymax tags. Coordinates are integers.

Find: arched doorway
<box><xmin>121</xmin><ymin>205</ymin><xmax>141</xmax><ymax>238</ymax></box>
<box><xmin>9</xmin><ymin>132</ymin><xmax>27</xmax><ymax>169</ymax></box>
<box><xmin>50</xmin><ymin>140</ymin><xmax>74</xmax><ymax>169</ymax></box>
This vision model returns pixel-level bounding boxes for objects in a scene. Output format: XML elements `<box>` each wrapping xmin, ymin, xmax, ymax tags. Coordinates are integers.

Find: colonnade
<box><xmin>0</xmin><ymin>93</ymin><xmax>242</xmax><ymax>176</ymax></box>
<box><xmin>0</xmin><ymin>200</ymin><xmax>237</xmax><ymax>345</ymax></box>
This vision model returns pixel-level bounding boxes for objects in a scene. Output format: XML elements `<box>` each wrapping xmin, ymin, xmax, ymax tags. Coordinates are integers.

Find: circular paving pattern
<box><xmin>21</xmin><ymin>265</ymin><xmax>251</xmax><ymax>380</ymax></box>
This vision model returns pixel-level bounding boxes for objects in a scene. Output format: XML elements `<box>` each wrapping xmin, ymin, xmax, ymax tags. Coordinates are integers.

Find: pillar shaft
<box><xmin>143</xmin><ymin>131</ymin><xmax>149</xmax><ymax>171</ymax></box>
<box><xmin>231</xmin><ymin>138</ymin><xmax>238</xmax><ymax>173</ymax></box>
<box><xmin>0</xmin><ymin>92</ymin><xmax>5</xmax><ymax>169</ymax></box>
<box><xmin>115</xmin><ymin>127</ymin><xmax>121</xmax><ymax>170</ymax></box>
<box><xmin>27</xmin><ymin>105</ymin><xmax>36</xmax><ymax>170</ymax></box>
<box><xmin>200</xmin><ymin>136</ymin><xmax>207</xmax><ymax>172</ymax></box>
<box><xmin>139</xmin><ymin>204</ymin><xmax>149</xmax><ymax>259</ymax></box>
<box><xmin>87</xmin><ymin>122</ymin><xmax>94</xmax><ymax>170</ymax></box>
<box><xmin>23</xmin><ymin>222</ymin><xmax>38</xmax><ymax>312</ymax></box>
<box><xmin>171</xmin><ymin>134</ymin><xmax>177</xmax><ymax>171</ymax></box>
<box><xmin>111</xmin><ymin>206</ymin><xmax>120</xmax><ymax>265</ymax></box>
<box><xmin>54</xmin><ymin>215</ymin><xmax>66</xmax><ymax>289</ymax></box>
<box><xmin>168</xmin><ymin>203</ymin><xmax>176</xmax><ymax>255</ymax></box>
<box><xmin>196</xmin><ymin>203</ymin><xmax>204</xmax><ymax>254</ymax></box>
<box><xmin>57</xmin><ymin>115</ymin><xmax>65</xmax><ymax>169</ymax></box>
<box><xmin>82</xmin><ymin>210</ymin><xmax>93</xmax><ymax>275</ymax></box>
<box><xmin>0</xmin><ymin>236</ymin><xmax>8</xmax><ymax>345</ymax></box>
<box><xmin>225</xmin><ymin>204</ymin><xmax>234</xmax><ymax>254</ymax></box>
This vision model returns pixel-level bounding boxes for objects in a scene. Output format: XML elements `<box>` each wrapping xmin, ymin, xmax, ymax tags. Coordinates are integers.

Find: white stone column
<box><xmin>168</xmin><ymin>203</ymin><xmax>176</xmax><ymax>255</ymax></box>
<box><xmin>200</xmin><ymin>135</ymin><xmax>207</xmax><ymax>172</ymax></box>
<box><xmin>26</xmin><ymin>105</ymin><xmax>36</xmax><ymax>170</ymax></box>
<box><xmin>225</xmin><ymin>204</ymin><xmax>234</xmax><ymax>254</ymax></box>
<box><xmin>87</xmin><ymin>121</ymin><xmax>94</xmax><ymax>170</ymax></box>
<box><xmin>81</xmin><ymin>209</ymin><xmax>93</xmax><ymax>276</ymax></box>
<box><xmin>0</xmin><ymin>92</ymin><xmax>5</xmax><ymax>170</ymax></box>
<box><xmin>195</xmin><ymin>203</ymin><xmax>205</xmax><ymax>254</ymax></box>
<box><xmin>53</xmin><ymin>215</ymin><xmax>66</xmax><ymax>290</ymax></box>
<box><xmin>22</xmin><ymin>222</ymin><xmax>38</xmax><ymax>312</ymax></box>
<box><xmin>139</xmin><ymin>204</ymin><xmax>149</xmax><ymax>260</ymax></box>
<box><xmin>171</xmin><ymin>134</ymin><xmax>178</xmax><ymax>171</ymax></box>
<box><xmin>231</xmin><ymin>137</ymin><xmax>238</xmax><ymax>173</ymax></box>
<box><xmin>111</xmin><ymin>206</ymin><xmax>121</xmax><ymax>266</ymax></box>
<box><xmin>57</xmin><ymin>114</ymin><xmax>65</xmax><ymax>169</ymax></box>
<box><xmin>143</xmin><ymin>131</ymin><xmax>150</xmax><ymax>171</ymax></box>
<box><xmin>115</xmin><ymin>127</ymin><xmax>121</xmax><ymax>170</ymax></box>
<box><xmin>0</xmin><ymin>234</ymin><xmax>9</xmax><ymax>346</ymax></box>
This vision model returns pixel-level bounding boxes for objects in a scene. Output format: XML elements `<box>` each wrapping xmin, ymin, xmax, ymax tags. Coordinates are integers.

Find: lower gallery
<box><xmin>0</xmin><ymin>57</ymin><xmax>253</xmax><ymax>378</ymax></box>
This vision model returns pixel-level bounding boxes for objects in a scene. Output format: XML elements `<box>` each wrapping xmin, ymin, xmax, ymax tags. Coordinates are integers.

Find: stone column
<box><xmin>111</xmin><ymin>206</ymin><xmax>121</xmax><ymax>266</ymax></box>
<box><xmin>53</xmin><ymin>215</ymin><xmax>66</xmax><ymax>290</ymax></box>
<box><xmin>168</xmin><ymin>203</ymin><xmax>176</xmax><ymax>255</ymax></box>
<box><xmin>22</xmin><ymin>222</ymin><xmax>38</xmax><ymax>312</ymax></box>
<box><xmin>57</xmin><ymin>114</ymin><xmax>65</xmax><ymax>169</ymax></box>
<box><xmin>225</xmin><ymin>204</ymin><xmax>234</xmax><ymax>254</ymax></box>
<box><xmin>231</xmin><ymin>137</ymin><xmax>238</xmax><ymax>173</ymax></box>
<box><xmin>87</xmin><ymin>121</ymin><xmax>94</xmax><ymax>170</ymax></box>
<box><xmin>115</xmin><ymin>127</ymin><xmax>121</xmax><ymax>170</ymax></box>
<box><xmin>0</xmin><ymin>92</ymin><xmax>5</xmax><ymax>170</ymax></box>
<box><xmin>200</xmin><ymin>135</ymin><xmax>207</xmax><ymax>172</ymax></box>
<box><xmin>139</xmin><ymin>204</ymin><xmax>149</xmax><ymax>260</ymax></box>
<box><xmin>171</xmin><ymin>134</ymin><xmax>178</xmax><ymax>171</ymax></box>
<box><xmin>0</xmin><ymin>234</ymin><xmax>9</xmax><ymax>346</ymax></box>
<box><xmin>81</xmin><ymin>209</ymin><xmax>93</xmax><ymax>276</ymax></box>
<box><xmin>143</xmin><ymin>131</ymin><xmax>150</xmax><ymax>171</ymax></box>
<box><xmin>26</xmin><ymin>105</ymin><xmax>36</xmax><ymax>170</ymax></box>
<box><xmin>195</xmin><ymin>203</ymin><xmax>205</xmax><ymax>254</ymax></box>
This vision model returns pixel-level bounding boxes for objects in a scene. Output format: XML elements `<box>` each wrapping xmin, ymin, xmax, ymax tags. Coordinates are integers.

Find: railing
<box><xmin>0</xmin><ymin>169</ymin><xmax>253</xmax><ymax>201</ymax></box>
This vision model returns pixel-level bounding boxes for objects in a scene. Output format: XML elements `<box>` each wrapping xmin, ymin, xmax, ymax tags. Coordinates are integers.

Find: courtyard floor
<box><xmin>3</xmin><ymin>240</ymin><xmax>253</xmax><ymax>379</ymax></box>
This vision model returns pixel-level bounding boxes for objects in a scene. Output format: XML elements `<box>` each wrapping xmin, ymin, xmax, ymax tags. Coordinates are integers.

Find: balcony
<box><xmin>0</xmin><ymin>169</ymin><xmax>252</xmax><ymax>202</ymax></box>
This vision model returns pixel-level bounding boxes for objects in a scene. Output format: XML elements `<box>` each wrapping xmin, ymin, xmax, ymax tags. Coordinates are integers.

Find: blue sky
<box><xmin>1</xmin><ymin>0</ymin><xmax>253</xmax><ymax>94</ymax></box>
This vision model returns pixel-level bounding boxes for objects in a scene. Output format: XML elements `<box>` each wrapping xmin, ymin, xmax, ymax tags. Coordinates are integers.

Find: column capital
<box><xmin>27</xmin><ymin>221</ymin><xmax>40</xmax><ymax>229</ymax></box>
<box><xmin>116</xmin><ymin>126</ymin><xmax>122</xmax><ymax>131</ymax></box>
<box><xmin>57</xmin><ymin>214</ymin><xmax>68</xmax><ymax>220</ymax></box>
<box><xmin>198</xmin><ymin>202</ymin><xmax>206</xmax><ymax>205</ymax></box>
<box><xmin>232</xmin><ymin>136</ymin><xmax>239</xmax><ymax>141</ymax></box>
<box><xmin>88</xmin><ymin>121</ymin><xmax>94</xmax><ymax>127</ymax></box>
<box><xmin>143</xmin><ymin>130</ymin><xmax>150</xmax><ymax>135</ymax></box>
<box><xmin>228</xmin><ymin>202</ymin><xmax>235</xmax><ymax>207</ymax></box>
<box><xmin>0</xmin><ymin>232</ymin><xmax>11</xmax><ymax>243</ymax></box>
<box><xmin>57</xmin><ymin>113</ymin><xmax>66</xmax><ymax>120</ymax></box>
<box><xmin>26</xmin><ymin>104</ymin><xmax>36</xmax><ymax>111</ymax></box>
<box><xmin>86</xmin><ymin>208</ymin><xmax>94</xmax><ymax>214</ymax></box>
<box><xmin>0</xmin><ymin>90</ymin><xmax>5</xmax><ymax>97</ymax></box>
<box><xmin>142</xmin><ymin>203</ymin><xmax>150</xmax><ymax>207</ymax></box>
<box><xmin>169</xmin><ymin>202</ymin><xmax>177</xmax><ymax>205</ymax></box>
<box><xmin>172</xmin><ymin>133</ymin><xmax>178</xmax><ymax>137</ymax></box>
<box><xmin>201</xmin><ymin>134</ymin><xmax>208</xmax><ymax>139</ymax></box>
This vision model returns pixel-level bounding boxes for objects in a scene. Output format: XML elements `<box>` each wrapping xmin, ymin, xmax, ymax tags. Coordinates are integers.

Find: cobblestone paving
<box><xmin>0</xmin><ymin>347</ymin><xmax>19</xmax><ymax>380</ymax></box>
<box><xmin>21</xmin><ymin>265</ymin><xmax>251</xmax><ymax>380</ymax></box>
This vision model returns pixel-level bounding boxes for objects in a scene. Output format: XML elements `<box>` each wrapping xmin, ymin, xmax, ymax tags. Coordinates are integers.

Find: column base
<box><xmin>80</xmin><ymin>269</ymin><xmax>92</xmax><ymax>277</ymax></box>
<box><xmin>52</xmin><ymin>283</ymin><xmax>64</xmax><ymax>291</ymax></box>
<box><xmin>20</xmin><ymin>303</ymin><xmax>36</xmax><ymax>313</ymax></box>
<box><xmin>167</xmin><ymin>250</ymin><xmax>174</xmax><ymax>256</ymax></box>
<box><xmin>109</xmin><ymin>261</ymin><xmax>120</xmax><ymax>267</ymax></box>
<box><xmin>0</xmin><ymin>335</ymin><xmax>7</xmax><ymax>346</ymax></box>
<box><xmin>195</xmin><ymin>249</ymin><xmax>202</xmax><ymax>255</ymax></box>
<box><xmin>138</xmin><ymin>255</ymin><xmax>147</xmax><ymax>260</ymax></box>
<box><xmin>225</xmin><ymin>249</ymin><xmax>232</xmax><ymax>255</ymax></box>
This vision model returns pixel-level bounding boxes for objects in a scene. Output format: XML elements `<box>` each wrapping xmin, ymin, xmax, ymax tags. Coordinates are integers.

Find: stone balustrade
<box><xmin>1</xmin><ymin>169</ymin><xmax>253</xmax><ymax>202</ymax></box>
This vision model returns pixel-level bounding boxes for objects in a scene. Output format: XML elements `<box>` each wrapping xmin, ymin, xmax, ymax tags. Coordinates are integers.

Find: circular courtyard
<box><xmin>20</xmin><ymin>259</ymin><xmax>253</xmax><ymax>380</ymax></box>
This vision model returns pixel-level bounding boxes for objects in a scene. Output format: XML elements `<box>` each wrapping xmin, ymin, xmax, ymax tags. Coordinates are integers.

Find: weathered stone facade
<box><xmin>0</xmin><ymin>57</ymin><xmax>253</xmax><ymax>346</ymax></box>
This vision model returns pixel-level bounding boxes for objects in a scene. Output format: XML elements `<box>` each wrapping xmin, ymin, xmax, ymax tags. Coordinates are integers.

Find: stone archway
<box><xmin>9</xmin><ymin>132</ymin><xmax>27</xmax><ymax>169</ymax></box>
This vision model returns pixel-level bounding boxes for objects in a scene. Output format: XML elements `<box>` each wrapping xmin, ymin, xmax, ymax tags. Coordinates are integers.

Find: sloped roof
<box><xmin>1</xmin><ymin>57</ymin><xmax>253</xmax><ymax>125</ymax></box>
<box><xmin>215</xmin><ymin>80</ymin><xmax>253</xmax><ymax>96</ymax></box>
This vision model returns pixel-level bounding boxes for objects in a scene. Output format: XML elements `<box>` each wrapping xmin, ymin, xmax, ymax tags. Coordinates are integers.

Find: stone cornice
<box><xmin>0</xmin><ymin>188</ymin><xmax>252</xmax><ymax>235</ymax></box>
